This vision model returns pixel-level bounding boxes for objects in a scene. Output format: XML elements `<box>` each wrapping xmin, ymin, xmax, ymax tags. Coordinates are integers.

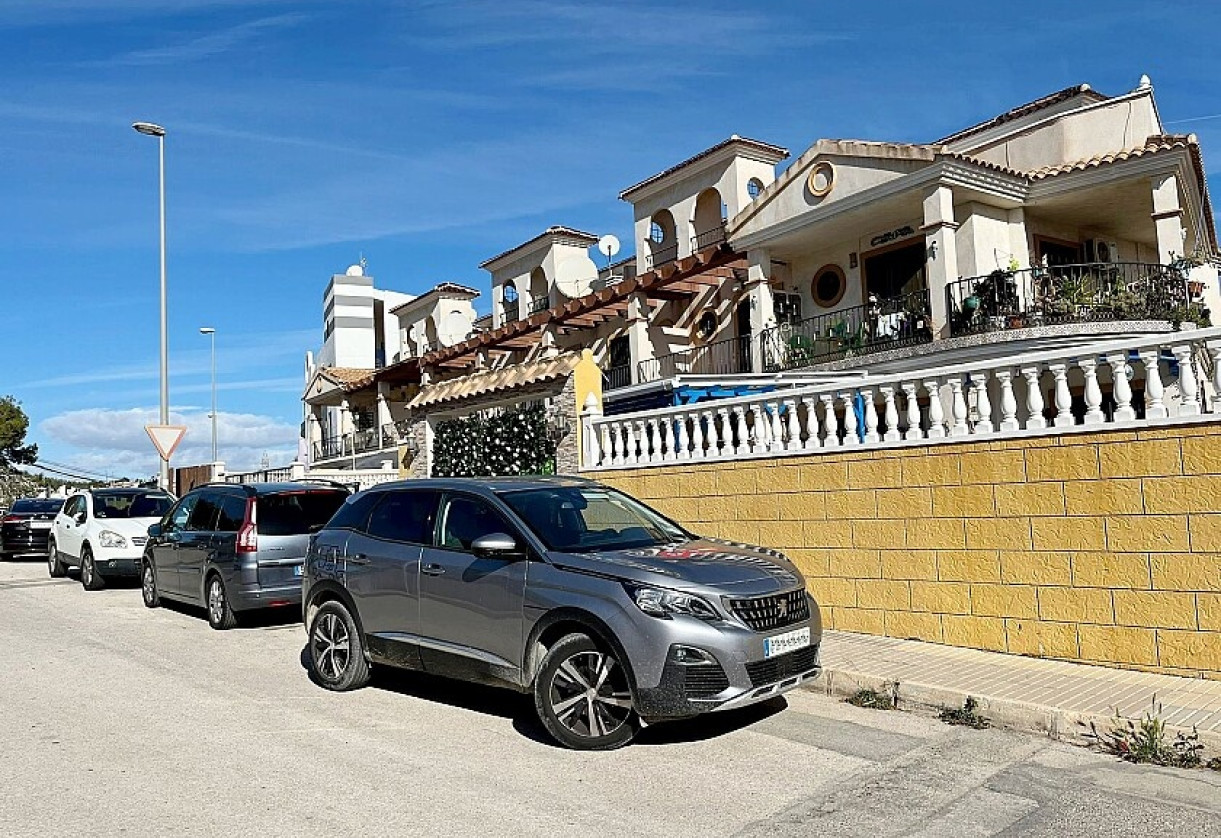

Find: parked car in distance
<box><xmin>2</xmin><ymin>497</ymin><xmax>66</xmax><ymax>559</ymax></box>
<box><xmin>142</xmin><ymin>481</ymin><xmax>350</xmax><ymax>629</ymax></box>
<box><xmin>49</xmin><ymin>489</ymin><xmax>175</xmax><ymax>590</ymax></box>
<box><xmin>303</xmin><ymin>477</ymin><xmax>822</xmax><ymax>750</ymax></box>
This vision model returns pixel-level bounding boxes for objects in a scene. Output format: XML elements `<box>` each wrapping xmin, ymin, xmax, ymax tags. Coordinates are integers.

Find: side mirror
<box><xmin>74</xmin><ymin>512</ymin><xmax>87</xmax><ymax>525</ymax></box>
<box><xmin>471</xmin><ymin>532</ymin><xmax>523</xmax><ymax>560</ymax></box>
<box><xmin>147</xmin><ymin>523</ymin><xmax>163</xmax><ymax>538</ymax></box>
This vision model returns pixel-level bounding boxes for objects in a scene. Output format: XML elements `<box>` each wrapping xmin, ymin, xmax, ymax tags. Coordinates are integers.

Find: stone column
<box><xmin>746</xmin><ymin>248</ymin><xmax>776</xmax><ymax>373</ymax></box>
<box><xmin>921</xmin><ymin>184</ymin><xmax>959</xmax><ymax>340</ymax></box>
<box><xmin>491</xmin><ymin>281</ymin><xmax>505</xmax><ymax>329</ymax></box>
<box><xmin>1007</xmin><ymin>207</ymin><xmax>1032</xmax><ymax>306</ymax></box>
<box><xmin>1151</xmin><ymin>173</ymin><xmax>1185</xmax><ymax>264</ymax></box>
<box><xmin>627</xmin><ymin>292</ymin><xmax>653</xmax><ymax>384</ymax></box>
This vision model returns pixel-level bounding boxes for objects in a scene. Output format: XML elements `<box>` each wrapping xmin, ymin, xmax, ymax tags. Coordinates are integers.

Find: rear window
<box><xmin>94</xmin><ymin>492</ymin><xmax>174</xmax><ymax>519</ymax></box>
<box><xmin>256</xmin><ymin>491</ymin><xmax>348</xmax><ymax>536</ymax></box>
<box><xmin>11</xmin><ymin>499</ymin><xmax>64</xmax><ymax>513</ymax></box>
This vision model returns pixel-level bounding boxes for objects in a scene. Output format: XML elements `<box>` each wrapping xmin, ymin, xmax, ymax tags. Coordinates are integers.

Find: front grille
<box><xmin>131</xmin><ymin>537</ymin><xmax>147</xmax><ymax>547</ymax></box>
<box><xmin>728</xmin><ymin>589</ymin><xmax>810</xmax><ymax>631</ymax></box>
<box><xmin>744</xmin><ymin>645</ymin><xmax>820</xmax><ymax>687</ymax></box>
<box><xmin>682</xmin><ymin>662</ymin><xmax>730</xmax><ymax>699</ymax></box>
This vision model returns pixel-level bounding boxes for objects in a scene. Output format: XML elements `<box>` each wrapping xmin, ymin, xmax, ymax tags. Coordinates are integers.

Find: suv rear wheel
<box><xmin>308</xmin><ymin>600</ymin><xmax>370</xmax><ymax>691</ymax></box>
<box><xmin>206</xmin><ymin>575</ymin><xmax>238</xmax><ymax>630</ymax></box>
<box><xmin>47</xmin><ymin>540</ymin><xmax>66</xmax><ymax>578</ymax></box>
<box><xmin>534</xmin><ymin>633</ymin><xmax>638</xmax><ymax>751</ymax></box>
<box><xmin>80</xmin><ymin>547</ymin><xmax>104</xmax><ymax>591</ymax></box>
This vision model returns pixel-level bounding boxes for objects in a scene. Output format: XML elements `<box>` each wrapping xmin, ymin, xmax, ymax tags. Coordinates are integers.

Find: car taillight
<box><xmin>237</xmin><ymin>497</ymin><xmax>257</xmax><ymax>553</ymax></box>
<box><xmin>2</xmin><ymin>515</ymin><xmax>21</xmax><ymax>524</ymax></box>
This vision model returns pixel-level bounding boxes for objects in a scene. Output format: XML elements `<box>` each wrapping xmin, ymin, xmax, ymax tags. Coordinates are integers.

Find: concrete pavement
<box><xmin>0</xmin><ymin>559</ymin><xmax>1218</xmax><ymax>837</ymax></box>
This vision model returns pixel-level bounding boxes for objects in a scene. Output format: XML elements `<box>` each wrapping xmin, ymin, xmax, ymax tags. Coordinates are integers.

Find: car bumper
<box><xmin>229</xmin><ymin>581</ymin><xmax>303</xmax><ymax>613</ymax></box>
<box><xmin>1</xmin><ymin>532</ymin><xmax>51</xmax><ymax>555</ymax></box>
<box><xmin>93</xmin><ymin>557</ymin><xmax>140</xmax><ymax>577</ymax></box>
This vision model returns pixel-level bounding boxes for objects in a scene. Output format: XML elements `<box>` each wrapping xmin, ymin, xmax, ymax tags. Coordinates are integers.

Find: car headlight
<box><xmin>624</xmin><ymin>584</ymin><xmax>720</xmax><ymax>621</ymax></box>
<box><xmin>98</xmin><ymin>530</ymin><xmax>127</xmax><ymax>548</ymax></box>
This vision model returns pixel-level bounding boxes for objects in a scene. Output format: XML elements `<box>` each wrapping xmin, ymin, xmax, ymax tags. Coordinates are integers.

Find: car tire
<box><xmin>47</xmin><ymin>541</ymin><xmax>66</xmax><ymax>578</ymax></box>
<box><xmin>533</xmin><ymin>633</ymin><xmax>639</xmax><ymax>751</ymax></box>
<box><xmin>80</xmin><ymin>547</ymin><xmax>104</xmax><ymax>591</ymax></box>
<box><xmin>307</xmin><ymin>600</ymin><xmax>370</xmax><ymax>692</ymax></box>
<box><xmin>141</xmin><ymin>560</ymin><xmax>160</xmax><ymax>609</ymax></box>
<box><xmin>205</xmin><ymin>574</ymin><xmax>238</xmax><ymax>630</ymax></box>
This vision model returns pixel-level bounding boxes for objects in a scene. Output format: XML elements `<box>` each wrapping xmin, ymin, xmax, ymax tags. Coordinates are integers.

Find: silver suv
<box><xmin>303</xmin><ymin>477</ymin><xmax>821</xmax><ymax>750</ymax></box>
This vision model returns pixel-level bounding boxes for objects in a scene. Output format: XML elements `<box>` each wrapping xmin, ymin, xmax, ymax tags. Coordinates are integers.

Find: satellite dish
<box><xmin>597</xmin><ymin>234</ymin><xmax>621</xmax><ymax>260</ymax></box>
<box><xmin>554</xmin><ymin>253</ymin><xmax>599</xmax><ymax>298</ymax></box>
<box><xmin>436</xmin><ymin>310</ymin><xmax>469</xmax><ymax>347</ymax></box>
<box><xmin>345</xmin><ymin>264</ymin><xmax>364</xmax><ymax>277</ymax></box>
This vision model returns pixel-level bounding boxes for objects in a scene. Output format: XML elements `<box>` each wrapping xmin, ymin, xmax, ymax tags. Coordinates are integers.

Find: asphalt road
<box><xmin>1</xmin><ymin>558</ymin><xmax>1219</xmax><ymax>837</ymax></box>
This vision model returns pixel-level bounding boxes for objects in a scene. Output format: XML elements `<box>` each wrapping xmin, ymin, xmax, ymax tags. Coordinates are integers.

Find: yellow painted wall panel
<box><xmin>806</xmin><ymin>577</ymin><xmax>857</xmax><ymax>608</ymax></box>
<box><xmin>881</xmin><ymin>550</ymin><xmax>938</xmax><ymax>581</ymax></box>
<box><xmin>1071</xmin><ymin>552</ymin><xmax>1151</xmax><ymax>589</ymax></box>
<box><xmin>1005</xmin><ymin>619</ymin><xmax>1080</xmax><ymax>658</ymax></box>
<box><xmin>1037</xmin><ymin>586</ymin><xmax>1114</xmax><ymax>624</ymax></box>
<box><xmin>906</xmin><ymin>518</ymin><xmax>967</xmax><ymax>550</ymax></box>
<box><xmin>756</xmin><ymin>520</ymin><xmax>803</xmax><ymax>549</ymax></box>
<box><xmin>942</xmin><ymin>614</ymin><xmax>1007</xmax><ymax>651</ymax></box>
<box><xmin>795</xmin><ymin>460</ymin><xmax>850</xmax><ymax>491</ymax></box>
<box><xmin>1063</xmin><ymin>479</ymin><xmax>1144</xmax><ymax>516</ymax></box>
<box><xmin>1181</xmin><ymin>436</ymin><xmax>1221</xmax><ymax>475</ymax></box>
<box><xmin>970</xmin><ymin>583</ymin><xmax>1038</xmax><ymax>618</ymax></box>
<box><xmin>856</xmin><ymin>578</ymin><xmax>912</xmax><ymax>611</ymax></box>
<box><xmin>1156</xmin><ymin>630</ymin><xmax>1221</xmax><ymax>672</ymax></box>
<box><xmin>829</xmin><ymin>549</ymin><xmax>882</xmax><ymax>579</ymax></box>
<box><xmin>1149</xmin><ymin>553</ymin><xmax>1221</xmax><ymax>592</ymax></box>
<box><xmin>1078</xmin><ymin>624</ymin><xmax>1159</xmax><ymax>666</ymax></box>
<box><xmin>1198</xmin><ymin>594</ymin><xmax>1221</xmax><ymax>631</ymax></box>
<box><xmin>847</xmin><ymin>457</ymin><xmax>903</xmax><ymax>489</ymax></box>
<box><xmin>803</xmin><ymin>519</ymin><xmax>854</xmax><ymax>549</ymax></box>
<box><xmin>909</xmin><ymin>580</ymin><xmax>971</xmax><ymax>614</ymax></box>
<box><xmin>1000</xmin><ymin>551</ymin><xmax>1072</xmax><ymax>586</ymax></box>
<box><xmin>884</xmin><ymin>610</ymin><xmax>943</xmax><ymax>643</ymax></box>
<box><xmin>1113</xmin><ymin>590</ymin><xmax>1198</xmax><ymax>630</ymax></box>
<box><xmin>1142</xmin><ymin>475</ymin><xmax>1221</xmax><ymax>515</ymax></box>
<box><xmin>960</xmin><ymin>450</ymin><xmax>1026</xmax><ymax>485</ymax></box>
<box><xmin>826</xmin><ymin>489</ymin><xmax>878</xmax><ymax>520</ymax></box>
<box><xmin>778</xmin><ymin>491</ymin><xmax>827</xmax><ymax>521</ymax></box>
<box><xmin>966</xmin><ymin>517</ymin><xmax>1032</xmax><ymax>551</ymax></box>
<box><xmin>931</xmin><ymin>485</ymin><xmax>995</xmax><ymax>518</ymax></box>
<box><xmin>901</xmin><ymin>454</ymin><xmax>962</xmax><ymax>487</ymax></box>
<box><xmin>994</xmin><ymin>483</ymin><xmax>1066</xmax><ymax>517</ymax></box>
<box><xmin>875</xmin><ymin>487</ymin><xmax>933</xmax><ymax>519</ymax></box>
<box><xmin>1098</xmin><ymin>438</ymin><xmax>1182</xmax><ymax>479</ymax></box>
<box><xmin>834</xmin><ymin>607</ymin><xmax>886</xmax><ymax>635</ymax></box>
<box><xmin>1189</xmin><ymin>514</ymin><xmax>1221</xmax><ymax>552</ymax></box>
<box><xmin>1106</xmin><ymin>515</ymin><xmax>1190</xmax><ymax>553</ymax></box>
<box><xmin>852</xmin><ymin>519</ymin><xmax>906</xmax><ymax>549</ymax></box>
<box><xmin>937</xmin><ymin>550</ymin><xmax>1001</xmax><ymax>583</ymax></box>
<box><xmin>1026</xmin><ymin>445</ymin><xmax>1099</xmax><ymax>482</ymax></box>
<box><xmin>1031</xmin><ymin>517</ymin><xmax>1106</xmax><ymax>551</ymax></box>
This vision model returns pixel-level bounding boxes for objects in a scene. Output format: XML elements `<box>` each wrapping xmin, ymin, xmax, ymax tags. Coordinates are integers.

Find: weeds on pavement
<box><xmin>845</xmin><ymin>686</ymin><xmax>895</xmax><ymax>711</ymax></box>
<box><xmin>1089</xmin><ymin>698</ymin><xmax>1203</xmax><ymax>769</ymax></box>
<box><xmin>938</xmin><ymin>696</ymin><xmax>990</xmax><ymax>729</ymax></box>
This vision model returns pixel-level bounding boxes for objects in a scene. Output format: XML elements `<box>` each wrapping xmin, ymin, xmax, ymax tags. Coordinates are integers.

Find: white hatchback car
<box><xmin>49</xmin><ymin>488</ymin><xmax>175</xmax><ymax>590</ymax></box>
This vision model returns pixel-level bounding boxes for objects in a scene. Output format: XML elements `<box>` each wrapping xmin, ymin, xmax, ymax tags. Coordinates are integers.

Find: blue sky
<box><xmin>5</xmin><ymin>0</ymin><xmax>1221</xmax><ymax>479</ymax></box>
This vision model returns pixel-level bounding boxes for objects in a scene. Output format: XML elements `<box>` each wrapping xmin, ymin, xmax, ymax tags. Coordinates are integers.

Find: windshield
<box><xmin>93</xmin><ymin>492</ymin><xmax>174</xmax><ymax>519</ymax></box>
<box><xmin>501</xmin><ymin>486</ymin><xmax>688</xmax><ymax>553</ymax></box>
<box><xmin>256</xmin><ymin>491</ymin><xmax>349</xmax><ymax>536</ymax></box>
<box><xmin>12</xmin><ymin>499</ymin><xmax>64</xmax><ymax>514</ymax></box>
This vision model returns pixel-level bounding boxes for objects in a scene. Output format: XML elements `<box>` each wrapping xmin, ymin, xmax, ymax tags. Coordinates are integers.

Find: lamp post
<box><xmin>132</xmin><ymin>121</ymin><xmax>169</xmax><ymax>490</ymax></box>
<box><xmin>199</xmin><ymin>327</ymin><xmax>217</xmax><ymax>463</ymax></box>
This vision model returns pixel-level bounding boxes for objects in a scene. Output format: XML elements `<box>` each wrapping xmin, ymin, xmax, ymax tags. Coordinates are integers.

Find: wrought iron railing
<box><xmin>502</xmin><ymin>299</ymin><xmax>521</xmax><ymax>322</ymax></box>
<box><xmin>315</xmin><ymin>435</ymin><xmax>345</xmax><ymax>461</ymax></box>
<box><xmin>639</xmin><ymin>333</ymin><xmax>753</xmax><ymax>383</ymax></box>
<box><xmin>946</xmin><ymin>262</ymin><xmax>1208</xmax><ymax>337</ymax></box>
<box><xmin>603</xmin><ymin>364</ymin><xmax>633</xmax><ymax>390</ymax></box>
<box><xmin>760</xmin><ymin>289</ymin><xmax>933</xmax><ymax>372</ymax></box>
<box><xmin>691</xmin><ymin>223</ymin><xmax>727</xmax><ymax>252</ymax></box>
<box><xmin>529</xmin><ymin>295</ymin><xmax>551</xmax><ymax>314</ymax></box>
<box><xmin>645</xmin><ymin>242</ymin><xmax>679</xmax><ymax>271</ymax></box>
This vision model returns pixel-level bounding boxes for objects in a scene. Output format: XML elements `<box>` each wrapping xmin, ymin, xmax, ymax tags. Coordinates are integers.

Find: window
<box><xmin>63</xmin><ymin>496</ymin><xmax>84</xmax><ymax>518</ymax></box>
<box><xmin>215</xmin><ymin>494</ymin><xmax>248</xmax><ymax>533</ymax></box>
<box><xmin>503</xmin><ymin>282</ymin><xmax>519</xmax><ymax>302</ymax></box>
<box><xmin>438</xmin><ymin>495</ymin><xmax>514</xmax><ymax>552</ymax></box>
<box><xmin>649</xmin><ymin>221</ymin><xmax>665</xmax><ymax>244</ymax></box>
<box><xmin>812</xmin><ymin>264</ymin><xmax>848</xmax><ymax>309</ymax></box>
<box><xmin>747</xmin><ymin>178</ymin><xmax>764</xmax><ymax>199</ymax></box>
<box><xmin>695</xmin><ymin>310</ymin><xmax>718</xmax><ymax>341</ymax></box>
<box><xmin>365</xmin><ymin>490</ymin><xmax>441</xmax><ymax>544</ymax></box>
<box><xmin>187</xmin><ymin>493</ymin><xmax>222</xmax><ymax>532</ymax></box>
<box><xmin>327</xmin><ymin>491</ymin><xmax>382</xmax><ymax>532</ymax></box>
<box><xmin>165</xmin><ymin>496</ymin><xmax>197</xmax><ymax>531</ymax></box>
<box><xmin>257</xmin><ymin>491</ymin><xmax>350</xmax><ymax>537</ymax></box>
<box><xmin>93</xmin><ymin>491</ymin><xmax>173</xmax><ymax>519</ymax></box>
<box><xmin>12</xmin><ymin>499</ymin><xmax>63</xmax><ymax>514</ymax></box>
<box><xmin>774</xmin><ymin>292</ymin><xmax>803</xmax><ymax>326</ymax></box>
<box><xmin>608</xmin><ymin>335</ymin><xmax>631</xmax><ymax>368</ymax></box>
<box><xmin>501</xmin><ymin>487</ymin><xmax>687</xmax><ymax>553</ymax></box>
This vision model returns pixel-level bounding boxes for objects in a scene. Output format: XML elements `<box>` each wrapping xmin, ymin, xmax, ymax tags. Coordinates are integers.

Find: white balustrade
<box><xmin>579</xmin><ymin>328</ymin><xmax>1221</xmax><ymax>470</ymax></box>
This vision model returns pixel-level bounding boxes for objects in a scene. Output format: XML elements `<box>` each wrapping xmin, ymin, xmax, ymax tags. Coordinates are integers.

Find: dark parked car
<box><xmin>142</xmin><ymin>482</ymin><xmax>350</xmax><ymax>629</ymax></box>
<box><xmin>302</xmin><ymin>477</ymin><xmax>822</xmax><ymax>750</ymax></box>
<box><xmin>2</xmin><ymin>497</ymin><xmax>65</xmax><ymax>559</ymax></box>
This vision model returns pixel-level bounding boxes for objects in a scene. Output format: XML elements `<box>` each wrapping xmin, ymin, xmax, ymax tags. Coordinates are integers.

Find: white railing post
<box><xmin>600</xmin><ymin>423</ymin><xmax>612</xmax><ymax>466</ymax></box>
<box><xmin>784</xmin><ymin>398</ymin><xmax>802</xmax><ymax>451</ymax></box>
<box><xmin>949</xmin><ymin>377</ymin><xmax>969</xmax><ymax>437</ymax></box>
<box><xmin>1021</xmin><ymin>366</ymin><xmax>1046</xmax><ymax>429</ymax></box>
<box><xmin>1140</xmin><ymin>350</ymin><xmax>1168</xmax><ymax>419</ymax></box>
<box><xmin>710</xmin><ymin>408</ymin><xmax>725</xmax><ymax>456</ymax></box>
<box><xmin>861</xmin><ymin>388</ymin><xmax>880</xmax><ymax>443</ymax></box>
<box><xmin>1173</xmin><ymin>344</ymin><xmax>1201</xmax><ymax>416</ymax></box>
<box><xmin>660</xmin><ymin>418</ymin><xmax>676</xmax><ymax>462</ymax></box>
<box><xmin>733</xmin><ymin>406</ymin><xmax>749</xmax><ymax>456</ymax></box>
<box><xmin>1210</xmin><ymin>342</ymin><xmax>1221</xmax><ymax>411</ymax></box>
<box><xmin>924</xmin><ymin>378</ymin><xmax>945</xmax><ymax>439</ymax></box>
<box><xmin>902</xmin><ymin>382</ymin><xmax>922</xmax><ymax>440</ymax></box>
<box><xmin>610</xmin><ymin>421</ymin><xmax>623</xmax><ymax>465</ymax></box>
<box><xmin>673</xmin><ymin>415</ymin><xmax>688</xmax><ymax>461</ymax></box>
<box><xmin>820</xmin><ymin>393</ymin><xmax>839</xmax><ymax>448</ymax></box>
<box><xmin>1106</xmin><ymin>353</ymin><xmax>1135</xmax><ymax>422</ymax></box>
<box><xmin>841</xmin><ymin>391</ymin><xmax>860</xmax><ymax>446</ymax></box>
<box><xmin>881</xmin><ymin>385</ymin><xmax>901</xmax><ymax>442</ymax></box>
<box><xmin>971</xmin><ymin>371</ymin><xmax>994</xmax><ymax>434</ymax></box>
<box><xmin>624</xmin><ymin>421</ymin><xmax>638</xmax><ymax>465</ymax></box>
<box><xmin>1080</xmin><ymin>357</ymin><xmax>1104</xmax><ymax>424</ymax></box>
<box><xmin>996</xmin><ymin>370</ymin><xmax>1019</xmax><ymax>432</ymax></box>
<box><xmin>801</xmin><ymin>397</ymin><xmax>818</xmax><ymax>450</ymax></box>
<box><xmin>581</xmin><ymin>394</ymin><xmax>602</xmax><ymax>467</ymax></box>
<box><xmin>1050</xmin><ymin>363</ymin><xmax>1074</xmax><ymax>427</ymax></box>
<box><xmin>769</xmin><ymin>401</ymin><xmax>785</xmax><ymax>453</ymax></box>
<box><xmin>689</xmin><ymin>412</ymin><xmax>704</xmax><ymax>460</ymax></box>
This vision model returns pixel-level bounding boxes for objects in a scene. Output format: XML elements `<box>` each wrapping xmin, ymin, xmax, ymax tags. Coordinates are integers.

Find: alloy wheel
<box><xmin>547</xmin><ymin>650</ymin><xmax>633</xmax><ymax>739</ymax></box>
<box><xmin>207</xmin><ymin>579</ymin><xmax>224</xmax><ymax>624</ymax></box>
<box><xmin>311</xmin><ymin>611</ymin><xmax>351</xmax><ymax>683</ymax></box>
<box><xmin>142</xmin><ymin>563</ymin><xmax>158</xmax><ymax>607</ymax></box>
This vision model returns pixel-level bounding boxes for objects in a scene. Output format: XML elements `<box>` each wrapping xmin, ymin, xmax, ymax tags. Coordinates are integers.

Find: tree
<box><xmin>0</xmin><ymin>396</ymin><xmax>37</xmax><ymax>468</ymax></box>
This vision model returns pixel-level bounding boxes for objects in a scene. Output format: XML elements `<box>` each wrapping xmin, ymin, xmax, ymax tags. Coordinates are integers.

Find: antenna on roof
<box><xmin>359</xmin><ymin>252</ymin><xmax>368</xmax><ymax>271</ymax></box>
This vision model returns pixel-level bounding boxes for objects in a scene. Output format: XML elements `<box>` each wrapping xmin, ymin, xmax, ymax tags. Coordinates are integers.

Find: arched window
<box><xmin>747</xmin><ymin>178</ymin><xmax>764</xmax><ymax>199</ymax></box>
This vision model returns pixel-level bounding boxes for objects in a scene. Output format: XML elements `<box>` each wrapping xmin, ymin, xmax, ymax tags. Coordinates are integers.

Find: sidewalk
<box><xmin>810</xmin><ymin>630</ymin><xmax>1221</xmax><ymax>752</ymax></box>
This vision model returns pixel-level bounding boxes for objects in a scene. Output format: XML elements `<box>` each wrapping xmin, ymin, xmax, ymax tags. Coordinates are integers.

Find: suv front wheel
<box><xmin>308</xmin><ymin>600</ymin><xmax>370</xmax><ymax>691</ymax></box>
<box><xmin>533</xmin><ymin>633</ymin><xmax>639</xmax><ymax>750</ymax></box>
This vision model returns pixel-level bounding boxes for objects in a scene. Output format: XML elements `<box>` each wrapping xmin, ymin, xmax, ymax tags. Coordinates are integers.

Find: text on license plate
<box><xmin>31</xmin><ymin>522</ymin><xmax>52</xmax><ymax>530</ymax></box>
<box><xmin>763</xmin><ymin>626</ymin><xmax>810</xmax><ymax>658</ymax></box>
<box><xmin>292</xmin><ymin>565</ymin><xmax>303</xmax><ymax>577</ymax></box>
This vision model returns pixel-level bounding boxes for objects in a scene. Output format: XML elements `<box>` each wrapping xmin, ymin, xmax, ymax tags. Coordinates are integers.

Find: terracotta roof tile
<box><xmin>936</xmin><ymin>83</ymin><xmax>1108</xmax><ymax>146</ymax></box>
<box><xmin>408</xmin><ymin>352</ymin><xmax>580</xmax><ymax>409</ymax></box>
<box><xmin>319</xmin><ymin>367</ymin><xmax>377</xmax><ymax>390</ymax></box>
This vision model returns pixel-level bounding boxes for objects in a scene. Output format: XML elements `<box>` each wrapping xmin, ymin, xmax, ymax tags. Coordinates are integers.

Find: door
<box><xmin>178</xmin><ymin>492</ymin><xmax>222</xmax><ymax>600</ymax></box>
<box><xmin>418</xmin><ymin>493</ymin><xmax>528</xmax><ymax>680</ymax></box>
<box><xmin>735</xmin><ymin>299</ymin><xmax>752</xmax><ymax>374</ymax></box>
<box><xmin>152</xmin><ymin>494</ymin><xmax>198</xmax><ymax>596</ymax></box>
<box><xmin>54</xmin><ymin>495</ymin><xmax>86</xmax><ymax>561</ymax></box>
<box><xmin>346</xmin><ymin>490</ymin><xmax>440</xmax><ymax>644</ymax></box>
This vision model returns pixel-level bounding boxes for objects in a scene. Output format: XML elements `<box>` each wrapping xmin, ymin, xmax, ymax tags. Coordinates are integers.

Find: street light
<box><xmin>132</xmin><ymin>120</ymin><xmax>169</xmax><ymax>490</ymax></box>
<box><xmin>199</xmin><ymin>327</ymin><xmax>217</xmax><ymax>463</ymax></box>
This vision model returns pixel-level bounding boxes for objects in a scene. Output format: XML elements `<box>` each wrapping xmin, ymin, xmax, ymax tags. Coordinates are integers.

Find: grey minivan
<box><xmin>303</xmin><ymin>477</ymin><xmax>822</xmax><ymax>750</ymax></box>
<box><xmin>143</xmin><ymin>482</ymin><xmax>349</xmax><ymax>629</ymax></box>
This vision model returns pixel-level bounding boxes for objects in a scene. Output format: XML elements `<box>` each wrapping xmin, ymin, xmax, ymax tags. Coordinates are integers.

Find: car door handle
<box><xmin>346</xmin><ymin>553</ymin><xmax>371</xmax><ymax>566</ymax></box>
<box><xmin>422</xmin><ymin>563</ymin><xmax>445</xmax><ymax>576</ymax></box>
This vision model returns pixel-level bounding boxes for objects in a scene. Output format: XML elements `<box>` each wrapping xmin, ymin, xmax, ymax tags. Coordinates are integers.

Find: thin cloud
<box><xmin>99</xmin><ymin>13</ymin><xmax>306</xmax><ymax>66</ymax></box>
<box><xmin>0</xmin><ymin>0</ymin><xmax>301</xmax><ymax>28</ymax></box>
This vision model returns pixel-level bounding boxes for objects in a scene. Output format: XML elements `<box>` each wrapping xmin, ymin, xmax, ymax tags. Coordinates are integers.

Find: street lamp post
<box><xmin>133</xmin><ymin>121</ymin><xmax>169</xmax><ymax>490</ymax></box>
<box><xmin>200</xmin><ymin>327</ymin><xmax>217</xmax><ymax>463</ymax></box>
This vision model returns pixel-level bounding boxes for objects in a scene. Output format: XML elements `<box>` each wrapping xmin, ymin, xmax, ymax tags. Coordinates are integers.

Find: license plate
<box><xmin>763</xmin><ymin>626</ymin><xmax>810</xmax><ymax>659</ymax></box>
<box><xmin>292</xmin><ymin>565</ymin><xmax>303</xmax><ymax>577</ymax></box>
<box><xmin>30</xmin><ymin>522</ymin><xmax>51</xmax><ymax>530</ymax></box>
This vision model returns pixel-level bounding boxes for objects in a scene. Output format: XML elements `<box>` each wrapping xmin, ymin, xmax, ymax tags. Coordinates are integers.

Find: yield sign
<box><xmin>145</xmin><ymin>424</ymin><xmax>187</xmax><ymax>461</ymax></box>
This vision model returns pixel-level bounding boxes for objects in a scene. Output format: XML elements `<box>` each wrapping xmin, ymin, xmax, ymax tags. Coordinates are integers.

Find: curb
<box><xmin>806</xmin><ymin>666</ymin><xmax>1221</xmax><ymax>758</ymax></box>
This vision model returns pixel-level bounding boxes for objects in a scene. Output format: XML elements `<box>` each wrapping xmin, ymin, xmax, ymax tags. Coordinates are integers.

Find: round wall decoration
<box><xmin>811</xmin><ymin>264</ymin><xmax>847</xmax><ymax>309</ymax></box>
<box><xmin>806</xmin><ymin>161</ymin><xmax>835</xmax><ymax>198</ymax></box>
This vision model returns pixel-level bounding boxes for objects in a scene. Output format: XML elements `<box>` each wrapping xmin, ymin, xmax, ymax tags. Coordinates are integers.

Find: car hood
<box><xmin>548</xmin><ymin>538</ymin><xmax>803</xmax><ymax>596</ymax></box>
<box><xmin>93</xmin><ymin>518</ymin><xmax>161</xmax><ymax>538</ymax></box>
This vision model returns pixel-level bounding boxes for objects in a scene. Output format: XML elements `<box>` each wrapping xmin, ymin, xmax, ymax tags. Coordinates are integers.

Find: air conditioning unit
<box><xmin>1087</xmin><ymin>238</ymin><xmax>1120</xmax><ymax>264</ymax></box>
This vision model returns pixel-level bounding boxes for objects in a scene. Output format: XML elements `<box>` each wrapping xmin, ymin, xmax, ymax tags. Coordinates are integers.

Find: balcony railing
<box><xmin>644</xmin><ymin>242</ymin><xmax>679</xmax><ymax>271</ymax></box>
<box><xmin>313</xmin><ymin>424</ymin><xmax>403</xmax><ymax>462</ymax></box>
<box><xmin>691</xmin><ymin>223</ymin><xmax>727</xmax><ymax>252</ymax></box>
<box><xmin>529</xmin><ymin>295</ymin><xmax>551</xmax><ymax>315</ymax></box>
<box><xmin>639</xmin><ymin>333</ymin><xmax>753</xmax><ymax>383</ymax></box>
<box><xmin>603</xmin><ymin>363</ymin><xmax>633</xmax><ymax>390</ymax></box>
<box><xmin>502</xmin><ymin>299</ymin><xmax>521</xmax><ymax>322</ymax></box>
<box><xmin>947</xmin><ymin>262</ymin><xmax>1208</xmax><ymax>337</ymax></box>
<box><xmin>760</xmin><ymin>289</ymin><xmax>933</xmax><ymax>372</ymax></box>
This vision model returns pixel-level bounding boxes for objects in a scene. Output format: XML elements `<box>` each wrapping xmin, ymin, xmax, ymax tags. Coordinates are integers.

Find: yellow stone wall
<box><xmin>596</xmin><ymin>423</ymin><xmax>1221</xmax><ymax>679</ymax></box>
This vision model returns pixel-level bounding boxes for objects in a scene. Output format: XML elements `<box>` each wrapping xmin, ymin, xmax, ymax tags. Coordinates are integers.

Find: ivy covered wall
<box><xmin>431</xmin><ymin>403</ymin><xmax>557</xmax><ymax>477</ymax></box>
